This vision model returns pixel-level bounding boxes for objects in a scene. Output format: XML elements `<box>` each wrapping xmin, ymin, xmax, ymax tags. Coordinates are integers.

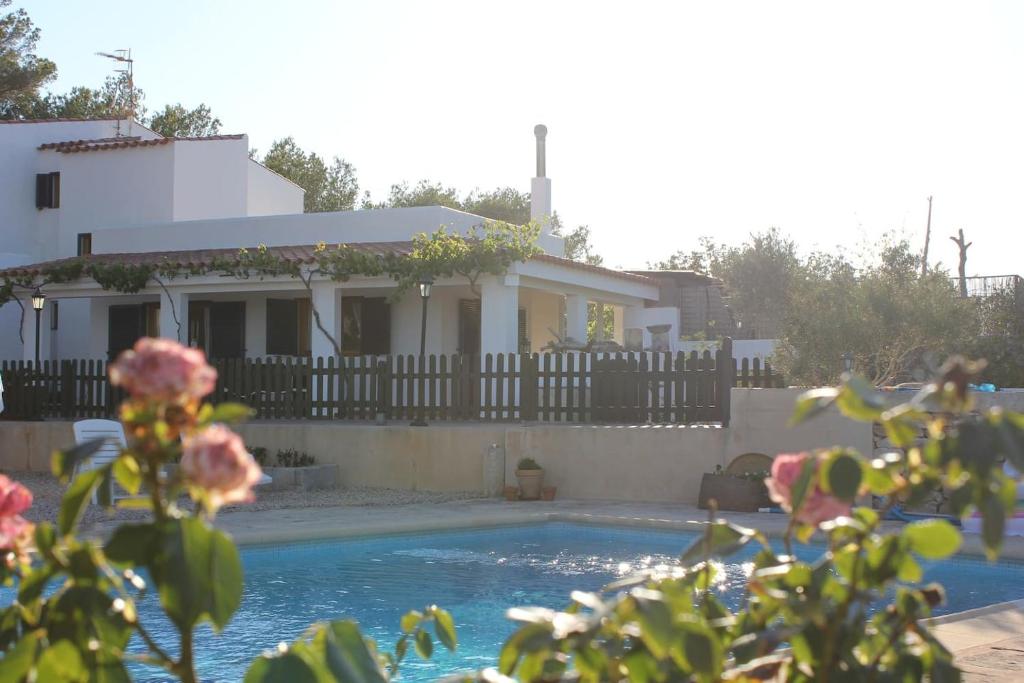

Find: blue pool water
<box><xmin>116</xmin><ymin>523</ymin><xmax>1024</xmax><ymax>680</ymax></box>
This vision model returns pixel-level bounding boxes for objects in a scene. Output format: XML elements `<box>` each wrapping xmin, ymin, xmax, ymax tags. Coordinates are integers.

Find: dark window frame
<box><xmin>35</xmin><ymin>172</ymin><xmax>60</xmax><ymax>209</ymax></box>
<box><xmin>77</xmin><ymin>233</ymin><xmax>92</xmax><ymax>256</ymax></box>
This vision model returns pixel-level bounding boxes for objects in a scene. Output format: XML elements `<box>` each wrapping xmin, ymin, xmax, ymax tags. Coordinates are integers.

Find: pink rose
<box><xmin>0</xmin><ymin>475</ymin><xmax>32</xmax><ymax>518</ymax></box>
<box><xmin>766</xmin><ymin>452</ymin><xmax>851</xmax><ymax>526</ymax></box>
<box><xmin>181</xmin><ymin>425</ymin><xmax>262</xmax><ymax>511</ymax></box>
<box><xmin>0</xmin><ymin>515</ymin><xmax>33</xmax><ymax>555</ymax></box>
<box><xmin>109</xmin><ymin>338</ymin><xmax>217</xmax><ymax>403</ymax></box>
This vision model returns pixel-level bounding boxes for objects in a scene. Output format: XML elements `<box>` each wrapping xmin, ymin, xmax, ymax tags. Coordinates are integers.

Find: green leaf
<box><xmin>789</xmin><ymin>388</ymin><xmax>839</xmax><ymax>426</ymax></box>
<box><xmin>981</xmin><ymin>493</ymin><xmax>1005</xmax><ymax>561</ymax></box>
<box><xmin>209</xmin><ymin>402</ymin><xmax>254</xmax><ymax>424</ymax></box>
<box><xmin>0</xmin><ymin>629</ymin><xmax>40</xmax><ymax>683</ymax></box>
<box><xmin>883</xmin><ymin>417</ymin><xmax>921</xmax><ymax>449</ymax></box>
<box><xmin>680</xmin><ymin>521</ymin><xmax>755</xmax><ymax>565</ymax></box>
<box><xmin>679</xmin><ymin>622</ymin><xmax>720</xmax><ymax>676</ymax></box>
<box><xmin>112</xmin><ymin>456</ymin><xmax>142</xmax><ymax>495</ymax></box>
<box><xmin>904</xmin><ymin>520</ymin><xmax>962</xmax><ymax>560</ymax></box>
<box><xmin>498</xmin><ymin>623</ymin><xmax>552</xmax><ymax>675</ymax></box>
<box><xmin>835</xmin><ymin>376</ymin><xmax>887</xmax><ymax>422</ymax></box>
<box><xmin>244</xmin><ymin>651</ymin><xmax>320</xmax><ymax>683</ymax></box>
<box><xmin>35</xmin><ymin>640</ymin><xmax>86</xmax><ymax>682</ymax></box>
<box><xmin>323</xmin><ymin>621</ymin><xmax>388</xmax><ymax>683</ymax></box>
<box><xmin>821</xmin><ymin>451</ymin><xmax>862</xmax><ymax>502</ymax></box>
<box><xmin>151</xmin><ymin>518</ymin><xmax>243</xmax><ymax>632</ymax></box>
<box><xmin>432</xmin><ymin>607</ymin><xmax>457</xmax><ymax>651</ymax></box>
<box><xmin>17</xmin><ymin>565</ymin><xmax>56</xmax><ymax>604</ymax></box>
<box><xmin>414</xmin><ymin>628</ymin><xmax>433</xmax><ymax>659</ymax></box>
<box><xmin>400</xmin><ymin>610</ymin><xmax>423</xmax><ymax>634</ymax></box>
<box><xmin>58</xmin><ymin>466</ymin><xmax>109</xmax><ymax>535</ymax></box>
<box><xmin>104</xmin><ymin>523</ymin><xmax>160</xmax><ymax>566</ymax></box>
<box><xmin>51</xmin><ymin>437</ymin><xmax>108</xmax><ymax>481</ymax></box>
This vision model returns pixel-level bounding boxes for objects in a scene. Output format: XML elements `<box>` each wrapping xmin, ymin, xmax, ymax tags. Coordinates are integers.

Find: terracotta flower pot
<box><xmin>541</xmin><ymin>486</ymin><xmax>557</xmax><ymax>501</ymax></box>
<box><xmin>516</xmin><ymin>469</ymin><xmax>545</xmax><ymax>500</ymax></box>
<box><xmin>503</xmin><ymin>485</ymin><xmax>519</xmax><ymax>502</ymax></box>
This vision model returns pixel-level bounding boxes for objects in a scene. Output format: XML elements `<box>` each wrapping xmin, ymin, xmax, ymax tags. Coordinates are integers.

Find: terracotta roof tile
<box><xmin>38</xmin><ymin>134</ymin><xmax>245</xmax><ymax>153</ymax></box>
<box><xmin>1</xmin><ymin>241</ymin><xmax>653</xmax><ymax>286</ymax></box>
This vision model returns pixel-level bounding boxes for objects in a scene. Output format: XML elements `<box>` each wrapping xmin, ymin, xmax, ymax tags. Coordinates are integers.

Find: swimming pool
<box><xmin>124</xmin><ymin>522</ymin><xmax>1024</xmax><ymax>681</ymax></box>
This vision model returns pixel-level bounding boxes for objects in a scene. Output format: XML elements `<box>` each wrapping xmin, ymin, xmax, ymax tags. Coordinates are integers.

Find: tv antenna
<box><xmin>96</xmin><ymin>49</ymin><xmax>134</xmax><ymax>136</ymax></box>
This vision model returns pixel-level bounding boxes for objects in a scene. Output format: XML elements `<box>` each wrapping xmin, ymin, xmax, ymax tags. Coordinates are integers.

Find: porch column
<box><xmin>481</xmin><ymin>275</ymin><xmax>519</xmax><ymax>357</ymax></box>
<box><xmin>159</xmin><ymin>288</ymin><xmax>189</xmax><ymax>344</ymax></box>
<box><xmin>565</xmin><ymin>294</ymin><xmax>588</xmax><ymax>345</ymax></box>
<box><xmin>89</xmin><ymin>298</ymin><xmax>108</xmax><ymax>359</ymax></box>
<box><xmin>310</xmin><ymin>281</ymin><xmax>341</xmax><ymax>359</ymax></box>
<box><xmin>613</xmin><ymin>306</ymin><xmax>624</xmax><ymax>345</ymax></box>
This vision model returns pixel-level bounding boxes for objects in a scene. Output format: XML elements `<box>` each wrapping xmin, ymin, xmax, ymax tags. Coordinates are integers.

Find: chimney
<box><xmin>530</xmin><ymin>124</ymin><xmax>552</xmax><ymax>231</ymax></box>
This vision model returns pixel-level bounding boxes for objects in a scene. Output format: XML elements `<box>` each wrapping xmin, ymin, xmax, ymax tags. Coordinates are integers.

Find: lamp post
<box><xmin>31</xmin><ymin>289</ymin><xmax>46</xmax><ymax>365</ymax></box>
<box><xmin>841</xmin><ymin>351</ymin><xmax>854</xmax><ymax>374</ymax></box>
<box><xmin>411</xmin><ymin>276</ymin><xmax>433</xmax><ymax>427</ymax></box>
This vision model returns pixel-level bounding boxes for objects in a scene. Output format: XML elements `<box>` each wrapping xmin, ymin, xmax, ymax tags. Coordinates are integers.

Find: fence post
<box><xmin>718</xmin><ymin>337</ymin><xmax>733</xmax><ymax>427</ymax></box>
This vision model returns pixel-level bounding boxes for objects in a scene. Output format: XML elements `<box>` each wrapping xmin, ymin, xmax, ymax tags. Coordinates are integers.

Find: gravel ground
<box><xmin>8</xmin><ymin>471</ymin><xmax>487</xmax><ymax>529</ymax></box>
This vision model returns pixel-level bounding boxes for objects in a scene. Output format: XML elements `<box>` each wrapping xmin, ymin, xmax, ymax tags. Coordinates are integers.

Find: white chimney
<box><xmin>530</xmin><ymin>124</ymin><xmax>552</xmax><ymax>232</ymax></box>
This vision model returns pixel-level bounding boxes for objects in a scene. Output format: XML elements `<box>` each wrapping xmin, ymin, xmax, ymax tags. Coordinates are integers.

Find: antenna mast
<box><xmin>96</xmin><ymin>49</ymin><xmax>134</xmax><ymax>136</ymax></box>
<box><xmin>921</xmin><ymin>195</ymin><xmax>933</xmax><ymax>278</ymax></box>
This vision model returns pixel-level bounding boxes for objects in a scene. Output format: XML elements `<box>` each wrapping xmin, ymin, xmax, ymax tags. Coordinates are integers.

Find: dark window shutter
<box><xmin>77</xmin><ymin>233</ymin><xmax>92</xmax><ymax>256</ymax></box>
<box><xmin>35</xmin><ymin>174</ymin><xmax>50</xmax><ymax>209</ymax></box>
<box><xmin>49</xmin><ymin>172</ymin><xmax>60</xmax><ymax>208</ymax></box>
<box><xmin>266</xmin><ymin>299</ymin><xmax>297</xmax><ymax>355</ymax></box>
<box><xmin>361</xmin><ymin>298</ymin><xmax>391</xmax><ymax>355</ymax></box>
<box><xmin>518</xmin><ymin>307</ymin><xmax>528</xmax><ymax>352</ymax></box>
<box><xmin>458</xmin><ymin>299</ymin><xmax>481</xmax><ymax>355</ymax></box>
<box><xmin>210</xmin><ymin>302</ymin><xmax>246</xmax><ymax>359</ymax></box>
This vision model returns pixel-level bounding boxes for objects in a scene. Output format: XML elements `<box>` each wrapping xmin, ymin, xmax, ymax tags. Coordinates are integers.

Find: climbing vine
<box><xmin>0</xmin><ymin>221</ymin><xmax>542</xmax><ymax>351</ymax></box>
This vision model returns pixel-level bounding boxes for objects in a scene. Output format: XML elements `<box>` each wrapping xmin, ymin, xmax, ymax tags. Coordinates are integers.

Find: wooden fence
<box><xmin>0</xmin><ymin>343</ymin><xmax>775</xmax><ymax>426</ymax></box>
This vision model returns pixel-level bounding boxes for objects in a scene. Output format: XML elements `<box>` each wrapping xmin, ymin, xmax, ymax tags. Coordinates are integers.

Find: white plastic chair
<box><xmin>72</xmin><ymin>419</ymin><xmax>128</xmax><ymax>503</ymax></box>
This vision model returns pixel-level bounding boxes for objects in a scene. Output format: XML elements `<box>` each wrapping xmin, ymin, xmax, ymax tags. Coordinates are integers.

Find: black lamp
<box><xmin>412</xmin><ymin>276</ymin><xmax>434</xmax><ymax>426</ymax></box>
<box><xmin>31</xmin><ymin>288</ymin><xmax>46</xmax><ymax>364</ymax></box>
<box><xmin>841</xmin><ymin>351</ymin><xmax>854</xmax><ymax>374</ymax></box>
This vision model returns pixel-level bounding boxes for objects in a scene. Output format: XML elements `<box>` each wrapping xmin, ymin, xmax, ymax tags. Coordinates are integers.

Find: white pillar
<box><xmin>89</xmin><ymin>298</ymin><xmax>108</xmax><ymax>359</ymax></box>
<box><xmin>613</xmin><ymin>306</ymin><xmax>624</xmax><ymax>345</ymax></box>
<box><xmin>310</xmin><ymin>281</ymin><xmax>341</xmax><ymax>360</ymax></box>
<box><xmin>480</xmin><ymin>275</ymin><xmax>519</xmax><ymax>357</ymax></box>
<box><xmin>565</xmin><ymin>294</ymin><xmax>588</xmax><ymax>345</ymax></box>
<box><xmin>159</xmin><ymin>288</ymin><xmax>189</xmax><ymax>344</ymax></box>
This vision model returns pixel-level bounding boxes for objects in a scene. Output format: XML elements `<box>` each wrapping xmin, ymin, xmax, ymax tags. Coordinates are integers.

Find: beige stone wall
<box><xmin>5</xmin><ymin>389</ymin><xmax>1018</xmax><ymax>504</ymax></box>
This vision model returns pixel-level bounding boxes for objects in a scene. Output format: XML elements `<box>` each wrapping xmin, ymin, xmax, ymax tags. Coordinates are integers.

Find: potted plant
<box><xmin>515</xmin><ymin>457</ymin><xmax>545</xmax><ymax>500</ymax></box>
<box><xmin>697</xmin><ymin>465</ymin><xmax>771</xmax><ymax>512</ymax></box>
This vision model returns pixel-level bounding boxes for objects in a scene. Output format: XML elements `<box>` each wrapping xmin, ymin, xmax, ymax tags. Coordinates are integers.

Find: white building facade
<box><xmin>1</xmin><ymin>119</ymin><xmax>677</xmax><ymax>365</ymax></box>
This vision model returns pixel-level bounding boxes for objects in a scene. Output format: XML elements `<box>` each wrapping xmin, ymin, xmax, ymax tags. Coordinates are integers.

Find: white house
<box><xmin>0</xmin><ymin>119</ymin><xmax>680</xmax><ymax>364</ymax></box>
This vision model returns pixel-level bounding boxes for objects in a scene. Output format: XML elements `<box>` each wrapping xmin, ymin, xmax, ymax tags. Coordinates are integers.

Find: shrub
<box><xmin>275</xmin><ymin>448</ymin><xmax>316</xmax><ymax>468</ymax></box>
<box><xmin>517</xmin><ymin>457</ymin><xmax>542</xmax><ymax>470</ymax></box>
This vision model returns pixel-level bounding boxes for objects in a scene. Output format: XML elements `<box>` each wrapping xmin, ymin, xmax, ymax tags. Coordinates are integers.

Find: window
<box><xmin>77</xmin><ymin>233</ymin><xmax>92</xmax><ymax>256</ymax></box>
<box><xmin>50</xmin><ymin>301</ymin><xmax>59</xmax><ymax>330</ymax></box>
<box><xmin>458</xmin><ymin>299</ymin><xmax>481</xmax><ymax>355</ymax></box>
<box><xmin>341</xmin><ymin>297</ymin><xmax>390</xmax><ymax>356</ymax></box>
<box><xmin>266</xmin><ymin>298</ymin><xmax>310</xmax><ymax>356</ymax></box>
<box><xmin>518</xmin><ymin>307</ymin><xmax>529</xmax><ymax>353</ymax></box>
<box><xmin>35</xmin><ymin>172</ymin><xmax>60</xmax><ymax>209</ymax></box>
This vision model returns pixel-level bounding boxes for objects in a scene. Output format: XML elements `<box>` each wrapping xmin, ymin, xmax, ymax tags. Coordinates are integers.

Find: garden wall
<box><xmin>4</xmin><ymin>390</ymin><xmax>1021</xmax><ymax>504</ymax></box>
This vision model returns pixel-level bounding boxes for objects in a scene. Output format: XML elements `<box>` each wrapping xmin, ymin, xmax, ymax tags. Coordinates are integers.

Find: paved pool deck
<box><xmin>106</xmin><ymin>498</ymin><xmax>1024</xmax><ymax>679</ymax></box>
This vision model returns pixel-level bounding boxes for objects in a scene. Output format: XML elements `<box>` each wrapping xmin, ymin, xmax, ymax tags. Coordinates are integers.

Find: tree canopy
<box><xmin>0</xmin><ymin>0</ymin><xmax>55</xmax><ymax>117</ymax></box>
<box><xmin>258</xmin><ymin>137</ymin><xmax>359</xmax><ymax>213</ymax></box>
<box><xmin>148</xmin><ymin>103</ymin><xmax>221</xmax><ymax>137</ymax></box>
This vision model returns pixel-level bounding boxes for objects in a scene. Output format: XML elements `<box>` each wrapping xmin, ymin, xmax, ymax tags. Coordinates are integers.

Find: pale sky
<box><xmin>20</xmin><ymin>0</ymin><xmax>1024</xmax><ymax>275</ymax></box>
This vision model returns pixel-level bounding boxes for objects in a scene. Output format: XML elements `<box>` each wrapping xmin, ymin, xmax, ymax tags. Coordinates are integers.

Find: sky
<box><xmin>19</xmin><ymin>0</ymin><xmax>1024</xmax><ymax>275</ymax></box>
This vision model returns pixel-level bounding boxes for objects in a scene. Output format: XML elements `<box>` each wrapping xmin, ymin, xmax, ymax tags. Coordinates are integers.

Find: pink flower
<box><xmin>0</xmin><ymin>475</ymin><xmax>32</xmax><ymax>518</ymax></box>
<box><xmin>766</xmin><ymin>452</ymin><xmax>851</xmax><ymax>526</ymax></box>
<box><xmin>0</xmin><ymin>515</ymin><xmax>33</xmax><ymax>556</ymax></box>
<box><xmin>181</xmin><ymin>425</ymin><xmax>262</xmax><ymax>511</ymax></box>
<box><xmin>109</xmin><ymin>338</ymin><xmax>217</xmax><ymax>403</ymax></box>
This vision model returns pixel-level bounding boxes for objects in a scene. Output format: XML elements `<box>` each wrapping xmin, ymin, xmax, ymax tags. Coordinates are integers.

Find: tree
<box><xmin>148</xmin><ymin>103</ymin><xmax>221</xmax><ymax>137</ymax></box>
<box><xmin>558</xmin><ymin>224</ymin><xmax>604</xmax><ymax>266</ymax></box>
<box><xmin>9</xmin><ymin>72</ymin><xmax>147</xmax><ymax>121</ymax></box>
<box><xmin>260</xmin><ymin>137</ymin><xmax>359</xmax><ymax>213</ymax></box>
<box><xmin>363</xmin><ymin>181</ymin><xmax>534</xmax><ymax>225</ymax></box>
<box><xmin>0</xmin><ymin>0</ymin><xmax>56</xmax><ymax>117</ymax></box>
<box><xmin>775</xmin><ymin>239</ymin><xmax>976</xmax><ymax>385</ymax></box>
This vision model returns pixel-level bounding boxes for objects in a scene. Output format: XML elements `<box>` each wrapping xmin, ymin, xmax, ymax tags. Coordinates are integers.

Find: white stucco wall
<box><xmin>0</xmin><ymin>119</ymin><xmax>153</xmax><ymax>263</ymax></box>
<box><xmin>172</xmin><ymin>138</ymin><xmax>249</xmax><ymax>221</ymax></box>
<box><xmin>246</xmin><ymin>161</ymin><xmax>304</xmax><ymax>216</ymax></box>
<box><xmin>42</xmin><ymin>145</ymin><xmax>177</xmax><ymax>258</ymax></box>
